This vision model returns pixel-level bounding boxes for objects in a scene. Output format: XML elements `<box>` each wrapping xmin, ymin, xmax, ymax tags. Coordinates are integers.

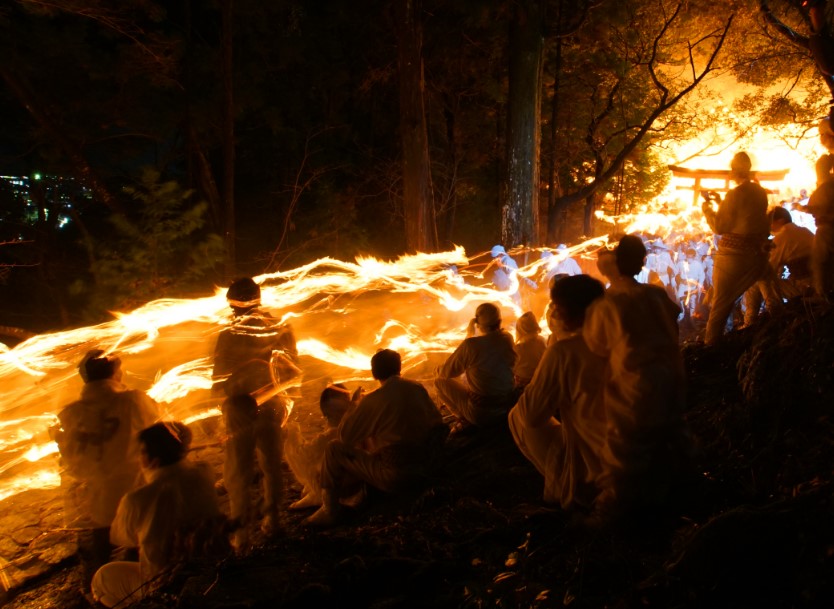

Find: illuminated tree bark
<box><xmin>503</xmin><ymin>0</ymin><xmax>543</xmax><ymax>248</ymax></box>
<box><xmin>397</xmin><ymin>0</ymin><xmax>437</xmax><ymax>253</ymax></box>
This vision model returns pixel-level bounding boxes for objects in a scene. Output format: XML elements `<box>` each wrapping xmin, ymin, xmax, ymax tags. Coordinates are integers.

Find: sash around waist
<box><xmin>717</xmin><ymin>232</ymin><xmax>768</xmax><ymax>253</ymax></box>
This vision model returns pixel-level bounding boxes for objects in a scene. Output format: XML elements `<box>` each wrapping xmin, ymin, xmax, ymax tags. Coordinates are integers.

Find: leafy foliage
<box><xmin>2</xmin><ymin>0</ymin><xmax>833</xmax><ymax>327</ymax></box>
<box><xmin>73</xmin><ymin>169</ymin><xmax>223</xmax><ymax>316</ymax></box>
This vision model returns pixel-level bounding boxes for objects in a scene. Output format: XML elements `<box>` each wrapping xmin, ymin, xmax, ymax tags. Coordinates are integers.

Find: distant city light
<box><xmin>0</xmin><ymin>174</ymin><xmax>82</xmax><ymax>230</ymax></box>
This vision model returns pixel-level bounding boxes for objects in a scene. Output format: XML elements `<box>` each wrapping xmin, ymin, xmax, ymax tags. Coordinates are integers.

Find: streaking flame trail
<box><xmin>0</xmin><ymin>151</ymin><xmax>819</xmax><ymax>503</ymax></box>
<box><xmin>3</xmin><ymin>245</ymin><xmax>614</xmax><ymax>502</ymax></box>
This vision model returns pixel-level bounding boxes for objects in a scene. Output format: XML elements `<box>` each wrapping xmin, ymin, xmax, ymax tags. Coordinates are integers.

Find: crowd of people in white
<box><xmin>52</xmin><ymin>150</ymin><xmax>834</xmax><ymax>608</ymax></box>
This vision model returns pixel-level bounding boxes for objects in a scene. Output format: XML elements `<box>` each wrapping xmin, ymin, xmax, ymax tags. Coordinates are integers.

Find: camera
<box><xmin>700</xmin><ymin>190</ymin><xmax>720</xmax><ymax>204</ymax></box>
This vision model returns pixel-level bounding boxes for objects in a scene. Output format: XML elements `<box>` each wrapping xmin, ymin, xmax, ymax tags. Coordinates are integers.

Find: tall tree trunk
<box><xmin>547</xmin><ymin>37</ymin><xmax>562</xmax><ymax>244</ymax></box>
<box><xmin>503</xmin><ymin>0</ymin><xmax>543</xmax><ymax>248</ymax></box>
<box><xmin>440</xmin><ymin>91</ymin><xmax>460</xmax><ymax>248</ymax></box>
<box><xmin>583</xmin><ymin>194</ymin><xmax>595</xmax><ymax>236</ymax></box>
<box><xmin>396</xmin><ymin>0</ymin><xmax>437</xmax><ymax>253</ymax></box>
<box><xmin>221</xmin><ymin>0</ymin><xmax>236</xmax><ymax>278</ymax></box>
<box><xmin>184</xmin><ymin>0</ymin><xmax>221</xmax><ymax>234</ymax></box>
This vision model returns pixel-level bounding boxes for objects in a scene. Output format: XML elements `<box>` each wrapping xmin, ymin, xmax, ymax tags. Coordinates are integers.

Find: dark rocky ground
<box><xmin>4</xmin><ymin>297</ymin><xmax>834</xmax><ymax>609</ymax></box>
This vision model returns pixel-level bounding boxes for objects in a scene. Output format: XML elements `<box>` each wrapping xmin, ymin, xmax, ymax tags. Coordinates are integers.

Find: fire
<box><xmin>3</xmin><ymin>245</ymin><xmax>607</xmax><ymax>502</ymax></box>
<box><xmin>0</xmin><ymin>130</ymin><xmax>824</xmax><ymax>504</ymax></box>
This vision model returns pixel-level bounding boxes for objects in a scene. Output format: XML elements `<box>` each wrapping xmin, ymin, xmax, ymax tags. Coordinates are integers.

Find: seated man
<box><xmin>305</xmin><ymin>349</ymin><xmax>447</xmax><ymax>527</ymax></box>
<box><xmin>512</xmin><ymin>311</ymin><xmax>546</xmax><ymax>389</ymax></box>
<box><xmin>766</xmin><ymin>206</ymin><xmax>814</xmax><ymax>299</ymax></box>
<box><xmin>91</xmin><ymin>422</ymin><xmax>224</xmax><ymax>608</ymax></box>
<box><xmin>434</xmin><ymin>302</ymin><xmax>517</xmax><ymax>429</ymax></box>
<box><xmin>509</xmin><ymin>275</ymin><xmax>607</xmax><ymax>510</ymax></box>
<box><xmin>284</xmin><ymin>384</ymin><xmax>355</xmax><ymax>510</ymax></box>
<box><xmin>745</xmin><ymin>206</ymin><xmax>814</xmax><ymax>324</ymax></box>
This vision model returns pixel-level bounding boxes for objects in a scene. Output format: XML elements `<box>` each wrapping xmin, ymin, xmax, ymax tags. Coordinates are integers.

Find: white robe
<box><xmin>508</xmin><ymin>333</ymin><xmax>607</xmax><ymax>508</ymax></box>
<box><xmin>92</xmin><ymin>460</ymin><xmax>221</xmax><ymax>607</ymax></box>
<box><xmin>57</xmin><ymin>380</ymin><xmax>160</xmax><ymax>528</ymax></box>
<box><xmin>583</xmin><ymin>278</ymin><xmax>689</xmax><ymax>508</ymax></box>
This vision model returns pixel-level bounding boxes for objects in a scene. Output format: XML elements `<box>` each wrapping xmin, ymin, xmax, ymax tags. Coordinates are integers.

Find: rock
<box><xmin>0</xmin><ymin>513</ymin><xmax>39</xmax><ymax>534</ymax></box>
<box><xmin>36</xmin><ymin>542</ymin><xmax>77</xmax><ymax>566</ymax></box>
<box><xmin>3</xmin><ymin>555</ymin><xmax>52</xmax><ymax>588</ymax></box>
<box><xmin>10</xmin><ymin>527</ymin><xmax>41</xmax><ymax>546</ymax></box>
<box><xmin>30</xmin><ymin>529</ymin><xmax>75</xmax><ymax>551</ymax></box>
<box><xmin>0</xmin><ymin>534</ymin><xmax>26</xmax><ymax>560</ymax></box>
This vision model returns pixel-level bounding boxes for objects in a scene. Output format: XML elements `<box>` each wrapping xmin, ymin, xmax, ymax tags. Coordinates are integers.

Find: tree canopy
<box><xmin>0</xmin><ymin>0</ymin><xmax>829</xmax><ymax>330</ymax></box>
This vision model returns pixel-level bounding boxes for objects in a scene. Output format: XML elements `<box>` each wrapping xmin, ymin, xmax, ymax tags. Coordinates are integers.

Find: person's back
<box><xmin>513</xmin><ymin>311</ymin><xmax>546</xmax><ymax>388</ymax></box>
<box><xmin>213</xmin><ymin>308</ymin><xmax>297</xmax><ymax>397</ymax></box>
<box><xmin>306</xmin><ymin>350</ymin><xmax>446</xmax><ymax>527</ymax></box>
<box><xmin>770</xmin><ymin>208</ymin><xmax>814</xmax><ymax>295</ymax></box>
<box><xmin>435</xmin><ymin>303</ymin><xmax>517</xmax><ymax>428</ymax></box>
<box><xmin>588</xmin><ymin>280</ymin><xmax>682</xmax><ymax>382</ymax></box>
<box><xmin>118</xmin><ymin>458</ymin><xmax>220</xmax><ymax>579</ymax></box>
<box><xmin>702</xmin><ymin>152</ymin><xmax>771</xmax><ymax>343</ymax></box>
<box><xmin>440</xmin><ymin>330</ymin><xmax>516</xmax><ymax>398</ymax></box>
<box><xmin>773</xmin><ymin>221</ymin><xmax>814</xmax><ymax>264</ymax></box>
<box><xmin>59</xmin><ymin>378</ymin><xmax>160</xmax><ymax>528</ymax></box>
<box><xmin>212</xmin><ymin>277</ymin><xmax>299</xmax><ymax>545</ymax></box>
<box><xmin>57</xmin><ymin>350</ymin><xmax>159</xmax><ymax>590</ymax></box>
<box><xmin>716</xmin><ymin>180</ymin><xmax>770</xmax><ymax>238</ymax></box>
<box><xmin>340</xmin><ymin>375</ymin><xmax>442</xmax><ymax>452</ymax></box>
<box><xmin>809</xmin><ymin>178</ymin><xmax>834</xmax><ymax>227</ymax></box>
<box><xmin>582</xmin><ymin>235</ymin><xmax>689</xmax><ymax>520</ymax></box>
<box><xmin>92</xmin><ymin>423</ymin><xmax>223</xmax><ymax>607</ymax></box>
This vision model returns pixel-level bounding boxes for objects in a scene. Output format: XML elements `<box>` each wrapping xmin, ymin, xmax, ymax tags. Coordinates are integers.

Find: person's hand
<box><xmin>351</xmin><ymin>386</ymin><xmax>364</xmax><ymax>404</ymax></box>
<box><xmin>466</xmin><ymin>317</ymin><xmax>478</xmax><ymax>337</ymax></box>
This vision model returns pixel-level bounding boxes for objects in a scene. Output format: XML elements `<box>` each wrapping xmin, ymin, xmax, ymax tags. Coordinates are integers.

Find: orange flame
<box><xmin>3</xmin><ymin>246</ymin><xmax>592</xmax><ymax>501</ymax></box>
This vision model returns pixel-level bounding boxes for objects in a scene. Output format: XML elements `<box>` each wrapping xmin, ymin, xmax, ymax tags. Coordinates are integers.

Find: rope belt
<box><xmin>717</xmin><ymin>232</ymin><xmax>769</xmax><ymax>253</ymax></box>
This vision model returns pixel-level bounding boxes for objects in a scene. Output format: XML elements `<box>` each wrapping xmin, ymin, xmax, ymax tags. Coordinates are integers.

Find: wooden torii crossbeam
<box><xmin>668</xmin><ymin>165</ymin><xmax>790</xmax><ymax>206</ymax></box>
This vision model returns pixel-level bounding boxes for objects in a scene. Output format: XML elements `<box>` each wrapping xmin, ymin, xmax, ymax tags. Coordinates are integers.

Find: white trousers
<box><xmin>91</xmin><ymin>561</ymin><xmax>144</xmax><ymax>608</ymax></box>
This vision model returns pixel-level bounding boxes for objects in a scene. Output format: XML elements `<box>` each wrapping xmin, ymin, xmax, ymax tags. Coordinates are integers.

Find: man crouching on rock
<box><xmin>305</xmin><ymin>349</ymin><xmax>448</xmax><ymax>527</ymax></box>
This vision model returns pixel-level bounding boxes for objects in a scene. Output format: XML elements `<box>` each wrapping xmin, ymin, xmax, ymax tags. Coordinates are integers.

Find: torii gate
<box><xmin>668</xmin><ymin>165</ymin><xmax>790</xmax><ymax>206</ymax></box>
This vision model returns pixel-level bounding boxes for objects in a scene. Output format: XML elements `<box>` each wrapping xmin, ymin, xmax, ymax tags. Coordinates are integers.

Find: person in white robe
<box><xmin>583</xmin><ymin>235</ymin><xmax>691</xmax><ymax>522</ymax></box>
<box><xmin>508</xmin><ymin>275</ymin><xmax>607</xmax><ymax>509</ymax></box>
